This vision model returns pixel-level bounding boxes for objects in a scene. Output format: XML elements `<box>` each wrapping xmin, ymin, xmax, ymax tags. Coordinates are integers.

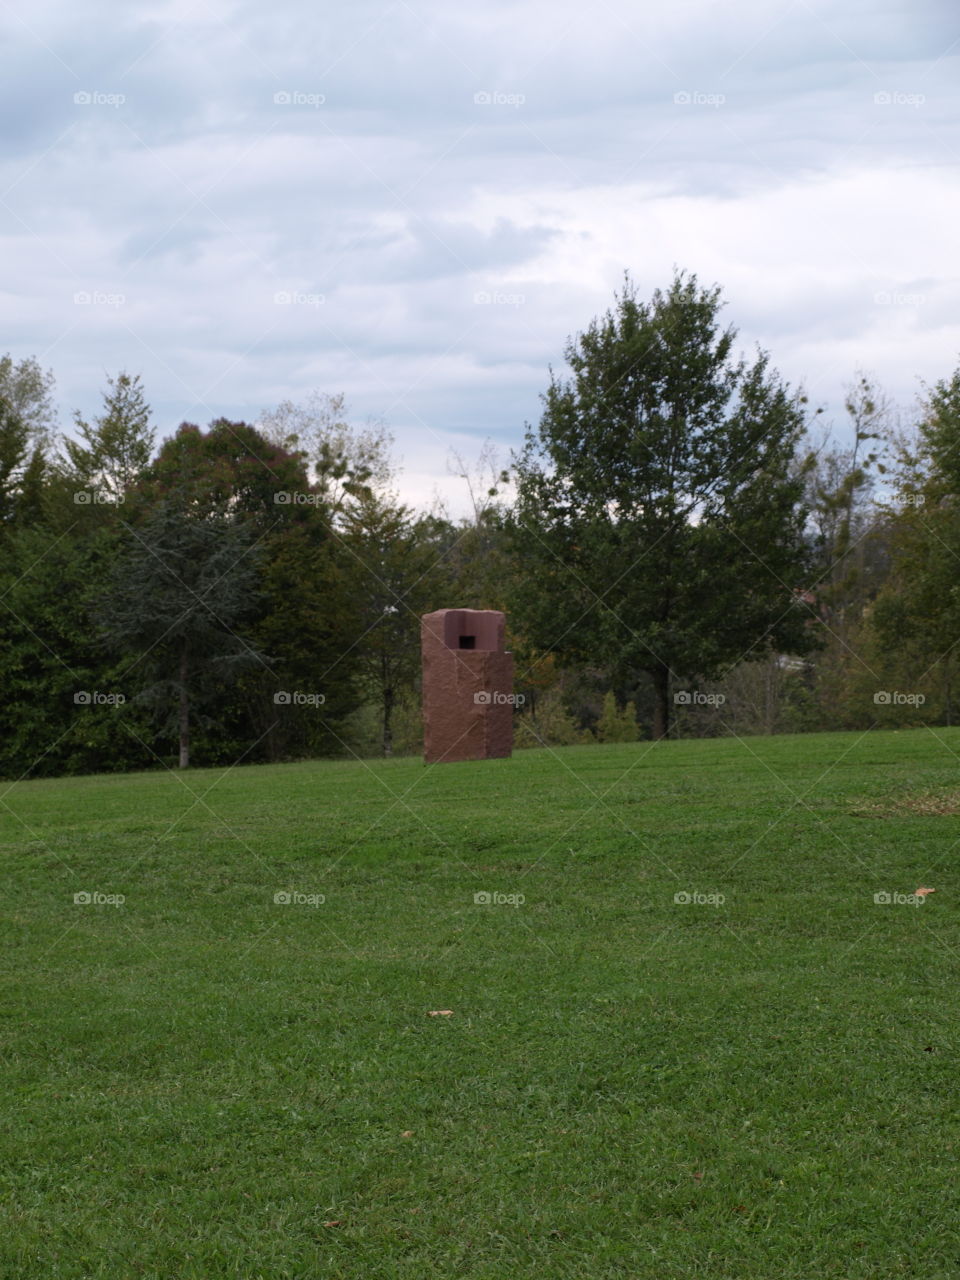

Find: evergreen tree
<box><xmin>0</xmin><ymin>523</ymin><xmax>148</xmax><ymax>779</ymax></box>
<box><xmin>138</xmin><ymin>418</ymin><xmax>364</xmax><ymax>760</ymax></box>
<box><xmin>63</xmin><ymin>372</ymin><xmax>155</xmax><ymax>501</ymax></box>
<box><xmin>101</xmin><ymin>498</ymin><xmax>263</xmax><ymax>768</ymax></box>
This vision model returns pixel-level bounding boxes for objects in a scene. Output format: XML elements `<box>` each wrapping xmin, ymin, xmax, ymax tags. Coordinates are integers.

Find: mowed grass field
<box><xmin>4</xmin><ymin>729</ymin><xmax>960</xmax><ymax>1279</ymax></box>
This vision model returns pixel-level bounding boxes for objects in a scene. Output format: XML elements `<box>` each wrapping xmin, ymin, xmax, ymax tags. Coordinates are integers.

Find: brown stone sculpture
<box><xmin>421</xmin><ymin>608</ymin><xmax>514</xmax><ymax>764</ymax></box>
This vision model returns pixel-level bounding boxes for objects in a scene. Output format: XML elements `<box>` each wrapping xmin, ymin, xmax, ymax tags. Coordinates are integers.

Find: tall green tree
<box><xmin>62</xmin><ymin>371</ymin><xmax>155</xmax><ymax>501</ymax></box>
<box><xmin>102</xmin><ymin>498</ymin><xmax>263</xmax><ymax>768</ymax></box>
<box><xmin>137</xmin><ymin>419</ymin><xmax>364</xmax><ymax>760</ymax></box>
<box><xmin>508</xmin><ymin>270</ymin><xmax>816</xmax><ymax>739</ymax></box>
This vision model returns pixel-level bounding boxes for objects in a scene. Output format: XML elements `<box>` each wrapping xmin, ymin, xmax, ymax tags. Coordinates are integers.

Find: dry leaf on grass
<box><xmin>427</xmin><ymin>1009</ymin><xmax>453</xmax><ymax>1016</ymax></box>
<box><xmin>915</xmin><ymin>886</ymin><xmax>937</xmax><ymax>897</ymax></box>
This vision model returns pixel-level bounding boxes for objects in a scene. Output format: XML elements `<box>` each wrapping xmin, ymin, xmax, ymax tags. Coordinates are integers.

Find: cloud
<box><xmin>0</xmin><ymin>0</ymin><xmax>957</xmax><ymax>513</ymax></box>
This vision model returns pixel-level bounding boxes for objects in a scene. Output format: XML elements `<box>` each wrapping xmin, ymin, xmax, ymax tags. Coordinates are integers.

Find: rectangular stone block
<box><xmin>421</xmin><ymin>609</ymin><xmax>514</xmax><ymax>764</ymax></box>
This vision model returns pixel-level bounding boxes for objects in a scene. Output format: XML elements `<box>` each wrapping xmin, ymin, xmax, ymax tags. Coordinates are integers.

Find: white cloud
<box><xmin>0</xmin><ymin>0</ymin><xmax>957</xmax><ymax>513</ymax></box>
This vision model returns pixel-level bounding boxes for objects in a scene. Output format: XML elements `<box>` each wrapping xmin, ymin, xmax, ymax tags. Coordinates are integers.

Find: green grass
<box><xmin>4</xmin><ymin>728</ymin><xmax>960</xmax><ymax>1278</ymax></box>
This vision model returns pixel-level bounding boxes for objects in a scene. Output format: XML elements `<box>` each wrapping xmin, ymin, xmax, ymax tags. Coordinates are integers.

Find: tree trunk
<box><xmin>382</xmin><ymin>685</ymin><xmax>394</xmax><ymax>757</ymax></box>
<box><xmin>651</xmin><ymin>663</ymin><xmax>670</xmax><ymax>740</ymax></box>
<box><xmin>178</xmin><ymin>643</ymin><xmax>190</xmax><ymax>769</ymax></box>
<box><xmin>945</xmin><ymin>666</ymin><xmax>952</xmax><ymax>727</ymax></box>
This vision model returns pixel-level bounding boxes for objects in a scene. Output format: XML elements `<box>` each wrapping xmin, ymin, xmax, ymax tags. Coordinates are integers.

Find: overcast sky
<box><xmin>2</xmin><ymin>0</ymin><xmax>958</xmax><ymax>513</ymax></box>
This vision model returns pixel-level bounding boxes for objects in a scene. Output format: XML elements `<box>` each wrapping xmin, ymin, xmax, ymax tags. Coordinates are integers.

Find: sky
<box><xmin>1</xmin><ymin>0</ymin><xmax>958</xmax><ymax>514</ymax></box>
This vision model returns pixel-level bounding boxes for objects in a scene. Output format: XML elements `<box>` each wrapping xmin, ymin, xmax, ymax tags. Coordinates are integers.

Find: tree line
<box><xmin>2</xmin><ymin>271</ymin><xmax>958</xmax><ymax>778</ymax></box>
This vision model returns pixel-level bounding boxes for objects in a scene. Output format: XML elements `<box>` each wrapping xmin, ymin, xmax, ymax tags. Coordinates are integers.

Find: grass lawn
<box><xmin>3</xmin><ymin>727</ymin><xmax>960</xmax><ymax>1278</ymax></box>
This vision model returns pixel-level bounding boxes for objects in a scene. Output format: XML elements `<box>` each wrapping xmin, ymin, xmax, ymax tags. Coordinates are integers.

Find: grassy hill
<box><xmin>3</xmin><ymin>729</ymin><xmax>960</xmax><ymax>1277</ymax></box>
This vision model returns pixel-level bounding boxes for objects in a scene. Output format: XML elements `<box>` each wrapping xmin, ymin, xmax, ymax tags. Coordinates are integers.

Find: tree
<box><xmin>871</xmin><ymin>363</ymin><xmax>960</xmax><ymax>723</ymax></box>
<box><xmin>0</xmin><ymin>354</ymin><xmax>57</xmax><ymax>452</ymax></box>
<box><xmin>0</xmin><ymin>522</ymin><xmax>152</xmax><ymax>779</ymax></box>
<box><xmin>801</xmin><ymin>374</ymin><xmax>893</xmax><ymax>727</ymax></box>
<box><xmin>342</xmin><ymin>495</ymin><xmax>447</xmax><ymax>756</ymax></box>
<box><xmin>513</xmin><ymin>684</ymin><xmax>589</xmax><ymax>748</ymax></box>
<box><xmin>447</xmin><ymin>440</ymin><xmax>510</xmax><ymax>527</ymax></box>
<box><xmin>0</xmin><ymin>394</ymin><xmax>31</xmax><ymax>532</ymax></box>
<box><xmin>508</xmin><ymin>270</ymin><xmax>816</xmax><ymax>739</ymax></box>
<box><xmin>138</xmin><ymin>418</ymin><xmax>309</xmax><ymax>524</ymax></box>
<box><xmin>62</xmin><ymin>372</ymin><xmax>155</xmax><ymax>501</ymax></box>
<box><xmin>138</xmin><ymin>418</ymin><xmax>365</xmax><ymax>760</ymax></box>
<box><xmin>806</xmin><ymin>374</ymin><xmax>890</xmax><ymax>606</ymax></box>
<box><xmin>596</xmin><ymin>691</ymin><xmax>639</xmax><ymax>742</ymax></box>
<box><xmin>101</xmin><ymin>498</ymin><xmax>263</xmax><ymax>768</ymax></box>
<box><xmin>439</xmin><ymin>440</ymin><xmax>516</xmax><ymax>611</ymax></box>
<box><xmin>249</xmin><ymin>515</ymin><xmax>361</xmax><ymax>760</ymax></box>
<box><xmin>258</xmin><ymin>392</ymin><xmax>394</xmax><ymax>524</ymax></box>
